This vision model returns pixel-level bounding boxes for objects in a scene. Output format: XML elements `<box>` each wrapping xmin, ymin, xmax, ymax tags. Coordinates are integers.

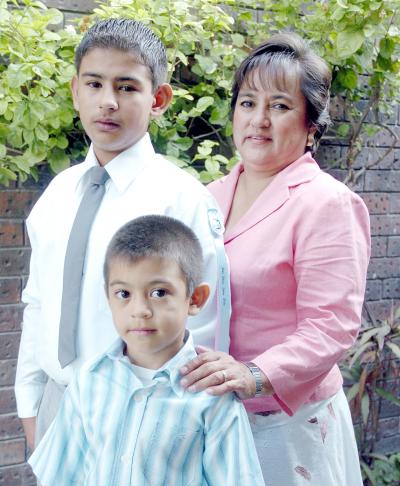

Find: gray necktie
<box><xmin>58</xmin><ymin>166</ymin><xmax>109</xmax><ymax>368</ymax></box>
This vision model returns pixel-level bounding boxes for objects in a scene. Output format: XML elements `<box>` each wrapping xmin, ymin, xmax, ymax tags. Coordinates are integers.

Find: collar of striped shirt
<box><xmin>87</xmin><ymin>330</ymin><xmax>195</xmax><ymax>398</ymax></box>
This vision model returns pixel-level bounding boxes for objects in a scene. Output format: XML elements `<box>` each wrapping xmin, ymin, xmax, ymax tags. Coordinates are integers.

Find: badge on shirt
<box><xmin>207</xmin><ymin>208</ymin><xmax>225</xmax><ymax>236</ymax></box>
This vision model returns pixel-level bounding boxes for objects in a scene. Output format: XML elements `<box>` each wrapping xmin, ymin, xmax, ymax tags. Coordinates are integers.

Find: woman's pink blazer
<box><xmin>208</xmin><ymin>153</ymin><xmax>371</xmax><ymax>414</ymax></box>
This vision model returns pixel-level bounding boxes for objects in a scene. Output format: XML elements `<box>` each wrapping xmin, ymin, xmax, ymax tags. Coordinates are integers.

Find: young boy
<box><xmin>15</xmin><ymin>18</ymin><xmax>230</xmax><ymax>450</ymax></box>
<box><xmin>28</xmin><ymin>215</ymin><xmax>264</xmax><ymax>486</ymax></box>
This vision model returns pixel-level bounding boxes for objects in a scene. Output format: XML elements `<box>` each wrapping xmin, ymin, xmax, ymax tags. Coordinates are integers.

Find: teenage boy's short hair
<box><xmin>75</xmin><ymin>18</ymin><xmax>168</xmax><ymax>90</ymax></box>
<box><xmin>104</xmin><ymin>215</ymin><xmax>203</xmax><ymax>295</ymax></box>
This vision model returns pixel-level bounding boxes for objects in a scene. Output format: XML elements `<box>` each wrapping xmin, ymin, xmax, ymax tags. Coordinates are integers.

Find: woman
<box><xmin>180</xmin><ymin>33</ymin><xmax>370</xmax><ymax>485</ymax></box>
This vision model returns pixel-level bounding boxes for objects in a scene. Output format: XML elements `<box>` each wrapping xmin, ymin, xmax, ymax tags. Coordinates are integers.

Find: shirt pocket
<box><xmin>146</xmin><ymin>424</ymin><xmax>204</xmax><ymax>486</ymax></box>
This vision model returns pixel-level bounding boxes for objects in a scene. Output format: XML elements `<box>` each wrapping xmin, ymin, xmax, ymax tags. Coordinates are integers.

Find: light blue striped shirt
<box><xmin>29</xmin><ymin>333</ymin><xmax>265</xmax><ymax>486</ymax></box>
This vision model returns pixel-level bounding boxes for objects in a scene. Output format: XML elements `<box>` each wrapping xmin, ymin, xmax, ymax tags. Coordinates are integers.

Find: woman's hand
<box><xmin>180</xmin><ymin>346</ymin><xmax>272</xmax><ymax>400</ymax></box>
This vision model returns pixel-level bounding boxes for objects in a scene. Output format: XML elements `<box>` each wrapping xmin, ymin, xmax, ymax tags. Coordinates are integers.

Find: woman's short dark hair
<box><xmin>231</xmin><ymin>32</ymin><xmax>332</xmax><ymax>151</ymax></box>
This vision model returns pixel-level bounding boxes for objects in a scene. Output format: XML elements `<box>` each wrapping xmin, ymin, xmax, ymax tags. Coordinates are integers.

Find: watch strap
<box><xmin>244</xmin><ymin>362</ymin><xmax>263</xmax><ymax>397</ymax></box>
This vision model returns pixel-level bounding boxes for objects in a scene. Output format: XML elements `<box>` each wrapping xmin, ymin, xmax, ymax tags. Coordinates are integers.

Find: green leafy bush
<box><xmin>0</xmin><ymin>0</ymin><xmax>82</xmax><ymax>182</ymax></box>
<box><xmin>363</xmin><ymin>453</ymin><xmax>400</xmax><ymax>486</ymax></box>
<box><xmin>0</xmin><ymin>0</ymin><xmax>399</xmax><ymax>186</ymax></box>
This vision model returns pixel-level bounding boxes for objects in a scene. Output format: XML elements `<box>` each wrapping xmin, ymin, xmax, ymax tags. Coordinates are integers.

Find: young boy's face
<box><xmin>106</xmin><ymin>256</ymin><xmax>207</xmax><ymax>369</ymax></box>
<box><xmin>71</xmin><ymin>47</ymin><xmax>172</xmax><ymax>166</ymax></box>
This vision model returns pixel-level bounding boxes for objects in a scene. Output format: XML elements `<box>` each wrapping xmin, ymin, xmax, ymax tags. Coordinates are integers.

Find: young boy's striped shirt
<box><xmin>29</xmin><ymin>333</ymin><xmax>265</xmax><ymax>486</ymax></box>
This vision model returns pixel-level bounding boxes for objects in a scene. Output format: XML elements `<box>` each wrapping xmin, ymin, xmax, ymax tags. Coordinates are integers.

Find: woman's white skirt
<box><xmin>248</xmin><ymin>388</ymin><xmax>363</xmax><ymax>486</ymax></box>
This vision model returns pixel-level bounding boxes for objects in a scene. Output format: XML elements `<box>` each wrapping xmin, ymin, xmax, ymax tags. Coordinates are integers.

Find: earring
<box><xmin>306</xmin><ymin>133</ymin><xmax>314</xmax><ymax>148</ymax></box>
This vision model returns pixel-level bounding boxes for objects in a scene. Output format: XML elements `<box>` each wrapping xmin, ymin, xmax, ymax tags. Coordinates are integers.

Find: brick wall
<box><xmin>0</xmin><ymin>182</ymin><xmax>40</xmax><ymax>484</ymax></box>
<box><xmin>318</xmin><ymin>119</ymin><xmax>400</xmax><ymax>324</ymax></box>
<box><xmin>1</xmin><ymin>0</ymin><xmax>399</xmax><ymax>483</ymax></box>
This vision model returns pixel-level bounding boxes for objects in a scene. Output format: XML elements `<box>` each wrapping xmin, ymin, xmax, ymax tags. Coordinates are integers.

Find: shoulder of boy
<box><xmin>29</xmin><ymin>162</ymin><xmax>88</xmax><ymax>217</ymax></box>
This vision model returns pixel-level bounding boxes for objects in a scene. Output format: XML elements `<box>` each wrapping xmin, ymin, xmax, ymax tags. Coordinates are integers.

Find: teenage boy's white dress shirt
<box><xmin>15</xmin><ymin>134</ymin><xmax>230</xmax><ymax>418</ymax></box>
<box><xmin>29</xmin><ymin>333</ymin><xmax>265</xmax><ymax>486</ymax></box>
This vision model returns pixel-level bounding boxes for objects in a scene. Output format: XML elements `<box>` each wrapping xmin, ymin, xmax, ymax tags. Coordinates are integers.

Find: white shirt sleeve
<box><xmin>15</xmin><ymin>216</ymin><xmax>48</xmax><ymax>417</ymax></box>
<box><xmin>203</xmin><ymin>394</ymin><xmax>265</xmax><ymax>485</ymax></box>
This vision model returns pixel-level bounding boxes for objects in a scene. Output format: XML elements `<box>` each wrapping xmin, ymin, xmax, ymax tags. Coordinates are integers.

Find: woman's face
<box><xmin>233</xmin><ymin>68</ymin><xmax>314</xmax><ymax>176</ymax></box>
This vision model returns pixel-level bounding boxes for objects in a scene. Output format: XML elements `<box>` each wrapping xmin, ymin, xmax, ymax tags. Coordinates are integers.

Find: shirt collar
<box><xmin>90</xmin><ymin>330</ymin><xmax>197</xmax><ymax>398</ymax></box>
<box><xmin>83</xmin><ymin>133</ymin><xmax>156</xmax><ymax>193</ymax></box>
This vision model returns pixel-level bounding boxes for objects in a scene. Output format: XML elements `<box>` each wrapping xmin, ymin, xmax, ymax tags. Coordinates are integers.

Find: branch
<box><xmin>344</xmin><ymin>122</ymin><xmax>398</xmax><ymax>186</ymax></box>
<box><xmin>345</xmin><ymin>83</ymin><xmax>381</xmax><ymax>170</ymax></box>
<box><xmin>5</xmin><ymin>147</ymin><xmax>23</xmax><ymax>156</ymax></box>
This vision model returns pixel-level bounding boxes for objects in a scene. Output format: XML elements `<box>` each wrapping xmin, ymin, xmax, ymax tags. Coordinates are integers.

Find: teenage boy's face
<box><xmin>106</xmin><ymin>256</ymin><xmax>206</xmax><ymax>369</ymax></box>
<box><xmin>71</xmin><ymin>47</ymin><xmax>172</xmax><ymax>166</ymax></box>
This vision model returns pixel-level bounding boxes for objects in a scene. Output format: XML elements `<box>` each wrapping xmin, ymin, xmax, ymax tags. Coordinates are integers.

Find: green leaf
<box><xmin>386</xmin><ymin>341</ymin><xmax>400</xmax><ymax>359</ymax></box>
<box><xmin>377</xmin><ymin>323</ymin><xmax>391</xmax><ymax>350</ymax></box>
<box><xmin>375</xmin><ymin>388</ymin><xmax>400</xmax><ymax>407</ymax></box>
<box><xmin>0</xmin><ymin>99</ymin><xmax>8</xmax><ymax>115</ymax></box>
<box><xmin>337</xmin><ymin>69</ymin><xmax>358</xmax><ymax>90</ymax></box>
<box><xmin>349</xmin><ymin>342</ymin><xmax>374</xmax><ymax>368</ymax></box>
<box><xmin>195</xmin><ymin>55</ymin><xmax>218</xmax><ymax>74</ymax></box>
<box><xmin>165</xmin><ymin>155</ymin><xmax>188</xmax><ymax>168</ymax></box>
<box><xmin>336</xmin><ymin>0</ymin><xmax>348</xmax><ymax>8</ymax></box>
<box><xmin>379</xmin><ymin>38</ymin><xmax>395</xmax><ymax>59</ymax></box>
<box><xmin>35</xmin><ymin>125</ymin><xmax>49</xmax><ymax>142</ymax></box>
<box><xmin>196</xmin><ymin>96</ymin><xmax>215</xmax><ymax>113</ymax></box>
<box><xmin>0</xmin><ymin>143</ymin><xmax>6</xmax><ymax>158</ymax></box>
<box><xmin>205</xmin><ymin>158</ymin><xmax>220</xmax><ymax>174</ymax></box>
<box><xmin>6</xmin><ymin>64</ymin><xmax>32</xmax><ymax>87</ymax></box>
<box><xmin>13</xmin><ymin>155</ymin><xmax>32</xmax><ymax>173</ymax></box>
<box><xmin>56</xmin><ymin>135</ymin><xmax>69</xmax><ymax>149</ymax></box>
<box><xmin>199</xmin><ymin>170</ymin><xmax>213</xmax><ymax>184</ymax></box>
<box><xmin>337</xmin><ymin>123</ymin><xmax>350</xmax><ymax>138</ymax></box>
<box><xmin>346</xmin><ymin>383</ymin><xmax>360</xmax><ymax>402</ymax></box>
<box><xmin>336</xmin><ymin>30</ymin><xmax>364</xmax><ymax>59</ymax></box>
<box><xmin>231</xmin><ymin>33</ymin><xmax>244</xmax><ymax>47</ymax></box>
<box><xmin>173</xmin><ymin>137</ymin><xmax>193</xmax><ymax>150</ymax></box>
<box><xmin>360</xmin><ymin>462</ymin><xmax>376</xmax><ymax>485</ymax></box>
<box><xmin>48</xmin><ymin>149</ymin><xmax>70</xmax><ymax>173</ymax></box>
<box><xmin>0</xmin><ymin>166</ymin><xmax>17</xmax><ymax>182</ymax></box>
<box><xmin>361</xmin><ymin>393</ymin><xmax>370</xmax><ymax>425</ymax></box>
<box><xmin>377</xmin><ymin>54</ymin><xmax>392</xmax><ymax>71</ymax></box>
<box><xmin>358</xmin><ymin>327</ymin><xmax>380</xmax><ymax>347</ymax></box>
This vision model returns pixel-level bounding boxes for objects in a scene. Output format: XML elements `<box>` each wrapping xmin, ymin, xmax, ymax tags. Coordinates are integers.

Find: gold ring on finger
<box><xmin>221</xmin><ymin>370</ymin><xmax>228</xmax><ymax>383</ymax></box>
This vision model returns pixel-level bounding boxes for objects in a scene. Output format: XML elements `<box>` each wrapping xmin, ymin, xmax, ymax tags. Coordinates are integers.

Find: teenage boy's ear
<box><xmin>188</xmin><ymin>283</ymin><xmax>210</xmax><ymax>316</ymax></box>
<box><xmin>70</xmin><ymin>75</ymin><xmax>80</xmax><ymax>111</ymax></box>
<box><xmin>150</xmin><ymin>83</ymin><xmax>173</xmax><ymax>118</ymax></box>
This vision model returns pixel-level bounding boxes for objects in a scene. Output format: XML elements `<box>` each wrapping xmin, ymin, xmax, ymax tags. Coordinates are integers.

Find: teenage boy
<box><xmin>28</xmin><ymin>216</ymin><xmax>264</xmax><ymax>486</ymax></box>
<box><xmin>15</xmin><ymin>18</ymin><xmax>230</xmax><ymax>450</ymax></box>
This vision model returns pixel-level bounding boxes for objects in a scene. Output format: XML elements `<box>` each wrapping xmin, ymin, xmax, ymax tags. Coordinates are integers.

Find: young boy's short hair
<box><xmin>104</xmin><ymin>215</ymin><xmax>204</xmax><ymax>296</ymax></box>
<box><xmin>75</xmin><ymin>18</ymin><xmax>168</xmax><ymax>90</ymax></box>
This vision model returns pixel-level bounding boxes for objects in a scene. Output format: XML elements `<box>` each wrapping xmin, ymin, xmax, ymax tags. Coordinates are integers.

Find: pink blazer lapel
<box><xmin>209</xmin><ymin>163</ymin><xmax>241</xmax><ymax>221</ymax></box>
<box><xmin>223</xmin><ymin>153</ymin><xmax>321</xmax><ymax>243</ymax></box>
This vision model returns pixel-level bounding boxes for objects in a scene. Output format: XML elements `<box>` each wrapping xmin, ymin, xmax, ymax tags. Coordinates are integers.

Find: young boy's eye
<box><xmin>115</xmin><ymin>289</ymin><xmax>130</xmax><ymax>300</ymax></box>
<box><xmin>87</xmin><ymin>81</ymin><xmax>102</xmax><ymax>89</ymax></box>
<box><xmin>150</xmin><ymin>289</ymin><xmax>167</xmax><ymax>298</ymax></box>
<box><xmin>119</xmin><ymin>85</ymin><xmax>136</xmax><ymax>92</ymax></box>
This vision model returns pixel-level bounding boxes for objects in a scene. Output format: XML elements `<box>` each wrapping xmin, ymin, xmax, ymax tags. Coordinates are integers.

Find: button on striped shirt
<box><xmin>29</xmin><ymin>334</ymin><xmax>265</xmax><ymax>486</ymax></box>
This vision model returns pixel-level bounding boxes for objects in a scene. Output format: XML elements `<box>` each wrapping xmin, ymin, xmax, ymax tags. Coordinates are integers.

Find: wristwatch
<box><xmin>244</xmin><ymin>362</ymin><xmax>264</xmax><ymax>397</ymax></box>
